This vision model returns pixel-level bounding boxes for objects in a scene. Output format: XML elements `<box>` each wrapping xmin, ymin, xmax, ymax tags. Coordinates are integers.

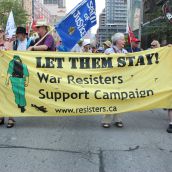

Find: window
<box><xmin>44</xmin><ymin>0</ymin><xmax>58</xmax><ymax>4</ymax></box>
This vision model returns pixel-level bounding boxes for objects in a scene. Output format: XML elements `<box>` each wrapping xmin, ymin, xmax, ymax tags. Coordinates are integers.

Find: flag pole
<box><xmin>28</xmin><ymin>18</ymin><xmax>33</xmax><ymax>37</ymax></box>
<box><xmin>129</xmin><ymin>34</ymin><xmax>133</xmax><ymax>53</ymax></box>
<box><xmin>128</xmin><ymin>25</ymin><xmax>133</xmax><ymax>53</ymax></box>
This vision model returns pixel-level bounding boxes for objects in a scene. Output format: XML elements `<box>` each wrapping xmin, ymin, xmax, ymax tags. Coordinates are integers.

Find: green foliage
<box><xmin>142</xmin><ymin>2</ymin><xmax>172</xmax><ymax>42</ymax></box>
<box><xmin>0</xmin><ymin>0</ymin><xmax>28</xmax><ymax>27</ymax></box>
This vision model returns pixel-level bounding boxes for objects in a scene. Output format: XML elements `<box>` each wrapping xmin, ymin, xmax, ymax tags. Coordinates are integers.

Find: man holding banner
<box><xmin>28</xmin><ymin>19</ymin><xmax>55</xmax><ymax>51</ymax></box>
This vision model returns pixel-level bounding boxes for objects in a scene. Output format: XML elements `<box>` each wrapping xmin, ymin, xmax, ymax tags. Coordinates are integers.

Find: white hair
<box><xmin>111</xmin><ymin>33</ymin><xmax>125</xmax><ymax>44</ymax></box>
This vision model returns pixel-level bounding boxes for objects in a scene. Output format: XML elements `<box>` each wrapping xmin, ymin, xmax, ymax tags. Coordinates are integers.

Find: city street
<box><xmin>0</xmin><ymin>0</ymin><xmax>172</xmax><ymax>171</ymax></box>
<box><xmin>0</xmin><ymin>109</ymin><xmax>172</xmax><ymax>172</ymax></box>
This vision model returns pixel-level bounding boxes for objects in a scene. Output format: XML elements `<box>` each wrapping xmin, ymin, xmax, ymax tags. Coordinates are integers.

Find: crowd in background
<box><xmin>0</xmin><ymin>19</ymin><xmax>171</xmax><ymax>133</ymax></box>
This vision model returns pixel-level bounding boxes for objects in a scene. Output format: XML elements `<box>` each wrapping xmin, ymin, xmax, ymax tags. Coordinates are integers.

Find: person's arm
<box><xmin>28</xmin><ymin>45</ymin><xmax>48</xmax><ymax>51</ymax></box>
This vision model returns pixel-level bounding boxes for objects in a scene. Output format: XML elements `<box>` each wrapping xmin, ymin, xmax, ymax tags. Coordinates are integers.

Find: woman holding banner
<box><xmin>102</xmin><ymin>32</ymin><xmax>128</xmax><ymax>128</ymax></box>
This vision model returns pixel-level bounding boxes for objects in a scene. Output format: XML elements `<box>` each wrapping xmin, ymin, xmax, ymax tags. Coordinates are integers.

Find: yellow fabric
<box><xmin>0</xmin><ymin>47</ymin><xmax>172</xmax><ymax>117</ymax></box>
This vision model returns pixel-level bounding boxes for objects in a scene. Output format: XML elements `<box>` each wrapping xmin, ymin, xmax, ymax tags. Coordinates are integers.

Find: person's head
<box><xmin>35</xmin><ymin>19</ymin><xmax>49</xmax><ymax>37</ymax></box>
<box><xmin>16</xmin><ymin>27</ymin><xmax>27</xmax><ymax>41</ymax></box>
<box><xmin>36</xmin><ymin>26</ymin><xmax>49</xmax><ymax>37</ymax></box>
<box><xmin>131</xmin><ymin>38</ymin><xmax>140</xmax><ymax>48</ymax></box>
<box><xmin>82</xmin><ymin>40</ymin><xmax>90</xmax><ymax>52</ymax></box>
<box><xmin>12</xmin><ymin>35</ymin><xmax>16</xmax><ymax>42</ymax></box>
<box><xmin>151</xmin><ymin>40</ymin><xmax>160</xmax><ymax>49</ymax></box>
<box><xmin>91</xmin><ymin>45</ymin><xmax>97</xmax><ymax>53</ymax></box>
<box><xmin>103</xmin><ymin>40</ymin><xmax>112</xmax><ymax>50</ymax></box>
<box><xmin>111</xmin><ymin>33</ymin><xmax>126</xmax><ymax>49</ymax></box>
<box><xmin>0</xmin><ymin>26</ymin><xmax>5</xmax><ymax>40</ymax></box>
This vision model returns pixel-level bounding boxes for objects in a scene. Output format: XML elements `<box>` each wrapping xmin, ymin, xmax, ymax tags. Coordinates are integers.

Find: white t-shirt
<box><xmin>104</xmin><ymin>45</ymin><xmax>128</xmax><ymax>54</ymax></box>
<box><xmin>17</xmin><ymin>38</ymin><xmax>27</xmax><ymax>51</ymax></box>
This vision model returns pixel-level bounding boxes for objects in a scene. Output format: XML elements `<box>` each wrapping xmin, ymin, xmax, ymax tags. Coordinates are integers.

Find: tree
<box><xmin>141</xmin><ymin>1</ymin><xmax>172</xmax><ymax>49</ymax></box>
<box><xmin>0</xmin><ymin>0</ymin><xmax>28</xmax><ymax>27</ymax></box>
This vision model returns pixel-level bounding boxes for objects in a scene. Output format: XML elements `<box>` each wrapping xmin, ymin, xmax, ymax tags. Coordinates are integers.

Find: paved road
<box><xmin>0</xmin><ymin>110</ymin><xmax>172</xmax><ymax>172</ymax></box>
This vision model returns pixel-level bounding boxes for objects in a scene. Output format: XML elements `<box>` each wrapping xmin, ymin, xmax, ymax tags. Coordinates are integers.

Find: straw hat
<box><xmin>103</xmin><ymin>40</ymin><xmax>112</xmax><ymax>48</ymax></box>
<box><xmin>35</xmin><ymin>19</ymin><xmax>49</xmax><ymax>28</ymax></box>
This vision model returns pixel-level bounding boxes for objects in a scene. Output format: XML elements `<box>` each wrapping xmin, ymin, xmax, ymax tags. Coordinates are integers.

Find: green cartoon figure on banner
<box><xmin>6</xmin><ymin>55</ymin><xmax>29</xmax><ymax>113</ymax></box>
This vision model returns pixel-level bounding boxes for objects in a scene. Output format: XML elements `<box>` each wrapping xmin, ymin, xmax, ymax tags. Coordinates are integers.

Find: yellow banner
<box><xmin>0</xmin><ymin>47</ymin><xmax>172</xmax><ymax>117</ymax></box>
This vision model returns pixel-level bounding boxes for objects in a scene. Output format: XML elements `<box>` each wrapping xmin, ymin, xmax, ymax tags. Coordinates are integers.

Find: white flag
<box><xmin>5</xmin><ymin>11</ymin><xmax>16</xmax><ymax>38</ymax></box>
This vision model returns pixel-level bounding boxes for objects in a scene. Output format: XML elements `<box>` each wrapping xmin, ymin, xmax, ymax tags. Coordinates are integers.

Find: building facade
<box><xmin>106</xmin><ymin>0</ymin><xmax>127</xmax><ymax>26</ymax></box>
<box><xmin>96</xmin><ymin>9</ymin><xmax>107</xmax><ymax>44</ymax></box>
<box><xmin>43</xmin><ymin>0</ymin><xmax>65</xmax><ymax>8</ymax></box>
<box><xmin>42</xmin><ymin>0</ymin><xmax>66</xmax><ymax>24</ymax></box>
<box><xmin>34</xmin><ymin>0</ymin><xmax>51</xmax><ymax>24</ymax></box>
<box><xmin>22</xmin><ymin>0</ymin><xmax>33</xmax><ymax>20</ymax></box>
<box><xmin>96</xmin><ymin>0</ymin><xmax>127</xmax><ymax>45</ymax></box>
<box><xmin>33</xmin><ymin>0</ymin><xmax>66</xmax><ymax>25</ymax></box>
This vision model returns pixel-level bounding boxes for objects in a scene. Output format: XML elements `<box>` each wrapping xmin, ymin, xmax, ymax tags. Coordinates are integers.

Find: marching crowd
<box><xmin>0</xmin><ymin>19</ymin><xmax>172</xmax><ymax>133</ymax></box>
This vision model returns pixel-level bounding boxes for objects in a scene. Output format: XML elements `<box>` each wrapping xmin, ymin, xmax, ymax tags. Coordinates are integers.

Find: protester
<box><xmin>13</xmin><ymin>27</ymin><xmax>34</xmax><ymax>50</ymax></box>
<box><xmin>0</xmin><ymin>26</ymin><xmax>15</xmax><ymax>128</ymax></box>
<box><xmin>150</xmin><ymin>41</ymin><xmax>171</xmax><ymax>132</ymax></box>
<box><xmin>166</xmin><ymin>44</ymin><xmax>172</xmax><ymax>133</ymax></box>
<box><xmin>71</xmin><ymin>40</ymin><xmax>83</xmax><ymax>52</ymax></box>
<box><xmin>103</xmin><ymin>40</ymin><xmax>112</xmax><ymax>51</ymax></box>
<box><xmin>1</xmin><ymin>26</ymin><xmax>35</xmax><ymax>128</ymax></box>
<box><xmin>104</xmin><ymin>33</ymin><xmax>127</xmax><ymax>54</ymax></box>
<box><xmin>28</xmin><ymin>19</ymin><xmax>55</xmax><ymax>51</ymax></box>
<box><xmin>150</xmin><ymin>40</ymin><xmax>160</xmax><ymax>49</ymax></box>
<box><xmin>102</xmin><ymin>32</ymin><xmax>128</xmax><ymax>128</ymax></box>
<box><xmin>91</xmin><ymin>44</ymin><xmax>97</xmax><ymax>53</ymax></box>
<box><xmin>82</xmin><ymin>40</ymin><xmax>91</xmax><ymax>53</ymax></box>
<box><xmin>0</xmin><ymin>26</ymin><xmax>14</xmax><ymax>50</ymax></box>
<box><xmin>0</xmin><ymin>26</ymin><xmax>7</xmax><ymax>50</ymax></box>
<box><xmin>127</xmin><ymin>37</ymin><xmax>141</xmax><ymax>52</ymax></box>
<box><xmin>4</xmin><ymin>35</ymin><xmax>15</xmax><ymax>50</ymax></box>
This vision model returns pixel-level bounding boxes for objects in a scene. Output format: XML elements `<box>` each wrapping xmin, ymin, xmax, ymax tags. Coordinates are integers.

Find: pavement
<box><xmin>0</xmin><ymin>109</ymin><xmax>172</xmax><ymax>172</ymax></box>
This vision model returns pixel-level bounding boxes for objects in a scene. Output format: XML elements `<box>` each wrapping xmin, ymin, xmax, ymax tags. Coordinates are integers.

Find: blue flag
<box><xmin>55</xmin><ymin>0</ymin><xmax>97</xmax><ymax>51</ymax></box>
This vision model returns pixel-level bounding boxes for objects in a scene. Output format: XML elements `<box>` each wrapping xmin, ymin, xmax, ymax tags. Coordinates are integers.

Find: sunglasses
<box><xmin>0</xmin><ymin>30</ymin><xmax>4</xmax><ymax>33</ymax></box>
